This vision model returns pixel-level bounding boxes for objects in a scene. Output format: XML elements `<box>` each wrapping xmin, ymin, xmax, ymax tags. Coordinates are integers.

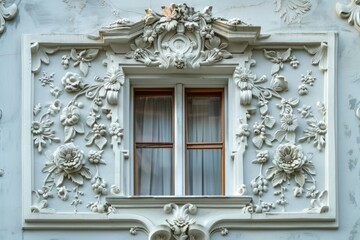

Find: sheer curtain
<box><xmin>135</xmin><ymin>94</ymin><xmax>173</xmax><ymax>195</ymax></box>
<box><xmin>186</xmin><ymin>95</ymin><xmax>222</xmax><ymax>195</ymax></box>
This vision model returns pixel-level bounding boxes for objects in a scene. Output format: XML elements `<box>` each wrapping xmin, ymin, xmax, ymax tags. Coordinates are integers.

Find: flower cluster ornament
<box><xmin>252</xmin><ymin>122</ymin><xmax>273</xmax><ymax>149</ymax></box>
<box><xmin>263</xmin><ymin>48</ymin><xmax>298</xmax><ymax>75</ymax></box>
<box><xmin>42</xmin><ymin>143</ymin><xmax>92</xmax><ymax>186</ymax></box>
<box><xmin>266</xmin><ymin>143</ymin><xmax>316</xmax><ymax>191</ymax></box>
<box><xmin>85</xmin><ymin>123</ymin><xmax>107</xmax><ymax>149</ymax></box>
<box><xmin>125</xmin><ymin>3</ymin><xmax>234</xmax><ymax>69</ymax></box>
<box><xmin>298</xmin><ymin>70</ymin><xmax>316</xmax><ymax>96</ymax></box>
<box><xmin>233</xmin><ymin>66</ymin><xmax>271</xmax><ymax>106</ymax></box>
<box><xmin>31</xmin><ymin>119</ymin><xmax>60</xmax><ymax>152</ymax></box>
<box><xmin>299</xmin><ymin>102</ymin><xmax>327</xmax><ymax>151</ymax></box>
<box><xmin>163</xmin><ymin>203</ymin><xmax>197</xmax><ymax>240</ymax></box>
<box><xmin>70</xmin><ymin>48</ymin><xmax>100</xmax><ymax>76</ymax></box>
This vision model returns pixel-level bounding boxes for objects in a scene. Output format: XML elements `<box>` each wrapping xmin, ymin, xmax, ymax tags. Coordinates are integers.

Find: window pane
<box><xmin>135</xmin><ymin>95</ymin><xmax>172</xmax><ymax>143</ymax></box>
<box><xmin>136</xmin><ymin>148</ymin><xmax>173</xmax><ymax>195</ymax></box>
<box><xmin>187</xmin><ymin>95</ymin><xmax>221</xmax><ymax>143</ymax></box>
<box><xmin>186</xmin><ymin>149</ymin><xmax>222</xmax><ymax>195</ymax></box>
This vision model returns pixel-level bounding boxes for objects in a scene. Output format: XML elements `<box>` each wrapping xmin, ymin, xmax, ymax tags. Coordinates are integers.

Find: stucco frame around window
<box><xmin>21</xmin><ymin>4</ymin><xmax>338</xmax><ymax>232</ymax></box>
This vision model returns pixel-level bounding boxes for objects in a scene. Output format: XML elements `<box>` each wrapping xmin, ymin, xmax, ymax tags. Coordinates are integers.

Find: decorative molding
<box><xmin>336</xmin><ymin>0</ymin><xmax>360</xmax><ymax>32</ymax></box>
<box><xmin>21</xmin><ymin>4</ymin><xmax>338</xmax><ymax>230</ymax></box>
<box><xmin>274</xmin><ymin>0</ymin><xmax>312</xmax><ymax>24</ymax></box>
<box><xmin>0</xmin><ymin>0</ymin><xmax>17</xmax><ymax>35</ymax></box>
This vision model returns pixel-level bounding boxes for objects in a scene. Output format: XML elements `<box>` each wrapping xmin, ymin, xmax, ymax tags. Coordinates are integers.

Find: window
<box><xmin>134</xmin><ymin>88</ymin><xmax>224</xmax><ymax>196</ymax></box>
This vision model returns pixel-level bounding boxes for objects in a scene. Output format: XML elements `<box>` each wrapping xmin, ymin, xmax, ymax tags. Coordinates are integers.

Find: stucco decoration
<box><xmin>22</xmin><ymin>3</ymin><xmax>337</xmax><ymax>230</ymax></box>
<box><xmin>336</xmin><ymin>0</ymin><xmax>360</xmax><ymax>32</ymax></box>
<box><xmin>101</xmin><ymin>3</ymin><xmax>259</xmax><ymax>69</ymax></box>
<box><xmin>0</xmin><ymin>0</ymin><xmax>17</xmax><ymax>35</ymax></box>
<box><xmin>274</xmin><ymin>0</ymin><xmax>312</xmax><ymax>24</ymax></box>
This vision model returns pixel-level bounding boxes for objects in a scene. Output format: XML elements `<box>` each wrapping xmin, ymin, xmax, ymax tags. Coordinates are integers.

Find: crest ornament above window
<box><xmin>100</xmin><ymin>3</ymin><xmax>260</xmax><ymax>69</ymax></box>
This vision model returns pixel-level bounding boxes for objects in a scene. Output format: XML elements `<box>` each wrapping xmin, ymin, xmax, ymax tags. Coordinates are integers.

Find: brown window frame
<box><xmin>133</xmin><ymin>88</ymin><xmax>175</xmax><ymax>195</ymax></box>
<box><xmin>185</xmin><ymin>88</ymin><xmax>225</xmax><ymax>195</ymax></box>
<box><xmin>133</xmin><ymin>87</ymin><xmax>225</xmax><ymax>196</ymax></box>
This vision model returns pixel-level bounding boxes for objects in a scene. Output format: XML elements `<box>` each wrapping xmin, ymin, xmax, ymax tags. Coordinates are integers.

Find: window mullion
<box><xmin>174</xmin><ymin>83</ymin><xmax>184</xmax><ymax>196</ymax></box>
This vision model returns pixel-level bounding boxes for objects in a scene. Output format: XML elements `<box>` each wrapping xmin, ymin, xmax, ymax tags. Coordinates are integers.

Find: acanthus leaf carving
<box><xmin>304</xmin><ymin>42</ymin><xmax>328</xmax><ymax>71</ymax></box>
<box><xmin>124</xmin><ymin>4</ymin><xmax>236</xmax><ymax>69</ymax></box>
<box><xmin>0</xmin><ymin>0</ymin><xmax>17</xmax><ymax>34</ymax></box>
<box><xmin>31</xmin><ymin>42</ymin><xmax>59</xmax><ymax>73</ymax></box>
<box><xmin>274</xmin><ymin>0</ymin><xmax>312</xmax><ymax>24</ymax></box>
<box><xmin>336</xmin><ymin>0</ymin><xmax>360</xmax><ymax>31</ymax></box>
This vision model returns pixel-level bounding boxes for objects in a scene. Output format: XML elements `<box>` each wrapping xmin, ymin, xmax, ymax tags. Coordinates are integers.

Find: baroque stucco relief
<box><xmin>22</xmin><ymin>3</ymin><xmax>337</xmax><ymax>235</ymax></box>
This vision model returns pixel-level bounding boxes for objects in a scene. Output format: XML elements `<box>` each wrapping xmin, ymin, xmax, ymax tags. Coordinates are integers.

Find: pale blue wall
<box><xmin>0</xmin><ymin>0</ymin><xmax>359</xmax><ymax>239</ymax></box>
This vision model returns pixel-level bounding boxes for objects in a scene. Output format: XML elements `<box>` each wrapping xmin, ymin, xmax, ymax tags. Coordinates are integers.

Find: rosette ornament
<box><xmin>266</xmin><ymin>143</ymin><xmax>315</xmax><ymax>188</ymax></box>
<box><xmin>42</xmin><ymin>143</ymin><xmax>92</xmax><ymax>186</ymax></box>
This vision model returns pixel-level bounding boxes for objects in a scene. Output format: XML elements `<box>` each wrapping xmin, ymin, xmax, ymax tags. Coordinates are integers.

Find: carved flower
<box><xmin>60</xmin><ymin>104</ymin><xmax>85</xmax><ymax>142</ymax></box>
<box><xmin>202</xmin><ymin>36</ymin><xmax>232</xmax><ymax>64</ymax></box>
<box><xmin>276</xmin><ymin>98</ymin><xmax>299</xmax><ymax>116</ymax></box>
<box><xmin>42</xmin><ymin>143</ymin><xmax>92</xmax><ymax>186</ymax></box>
<box><xmin>174</xmin><ymin>58</ymin><xmax>186</xmax><ymax>69</ymax></box>
<box><xmin>31</xmin><ymin>119</ymin><xmax>60</xmax><ymax>153</ymax></box>
<box><xmin>85</xmin><ymin>123</ymin><xmax>107</xmax><ymax>150</ymax></box>
<box><xmin>61</xmin><ymin>55</ymin><xmax>70</xmax><ymax>69</ymax></box>
<box><xmin>61</xmin><ymin>72</ymin><xmax>84</xmax><ymax>93</ymax></box>
<box><xmin>266</xmin><ymin>143</ymin><xmax>315</xmax><ymax>188</ymax></box>
<box><xmin>297</xmin><ymin>105</ymin><xmax>313</xmax><ymax>118</ymax></box>
<box><xmin>157</xmin><ymin>4</ymin><xmax>178</xmax><ymax>32</ymax></box>
<box><xmin>306</xmin><ymin>186</ymin><xmax>319</xmax><ymax>198</ymax></box>
<box><xmin>236</xmin><ymin>122</ymin><xmax>250</xmax><ymax>143</ymax></box>
<box><xmin>47</xmin><ymin>99</ymin><xmax>62</xmax><ymax>116</ymax></box>
<box><xmin>142</xmin><ymin>26</ymin><xmax>157</xmax><ymax>43</ymax></box>
<box><xmin>200</xmin><ymin>24</ymin><xmax>214</xmax><ymax>39</ymax></box>
<box><xmin>280</xmin><ymin>113</ymin><xmax>298</xmax><ymax>132</ymax></box>
<box><xmin>263</xmin><ymin>48</ymin><xmax>292</xmax><ymax>75</ymax></box>
<box><xmin>299</xmin><ymin>119</ymin><xmax>327</xmax><ymax>151</ymax></box>
<box><xmin>88</xmin><ymin>150</ymin><xmax>105</xmax><ymax>164</ymax></box>
<box><xmin>37</xmin><ymin>186</ymin><xmax>53</xmax><ymax>199</ymax></box>
<box><xmin>301</xmin><ymin>70</ymin><xmax>316</xmax><ymax>86</ymax></box>
<box><xmin>275</xmin><ymin>143</ymin><xmax>305</xmax><ymax>174</ymax></box>
<box><xmin>70</xmin><ymin>48</ymin><xmax>100</xmax><ymax>76</ymax></box>
<box><xmin>60</xmin><ymin>105</ymin><xmax>80</xmax><ymax>126</ymax></box>
<box><xmin>234</xmin><ymin>67</ymin><xmax>255</xmax><ymax>90</ymax></box>
<box><xmin>99</xmin><ymin>69</ymin><xmax>125</xmax><ymax>105</ymax></box>
<box><xmin>270</xmin><ymin>75</ymin><xmax>288</xmax><ymax>92</ymax></box>
<box><xmin>298</xmin><ymin>84</ymin><xmax>308</xmax><ymax>96</ymax></box>
<box><xmin>91</xmin><ymin>176</ymin><xmax>108</xmax><ymax>195</ymax></box>
<box><xmin>109</xmin><ymin>122</ymin><xmax>124</xmax><ymax>143</ymax></box>
<box><xmin>252</xmin><ymin>122</ymin><xmax>273</xmax><ymax>149</ymax></box>
<box><xmin>50</xmin><ymin>86</ymin><xmax>63</xmax><ymax>98</ymax></box>
<box><xmin>57</xmin><ymin>186</ymin><xmax>70</xmax><ymax>201</ymax></box>
<box><xmin>252</xmin><ymin>150</ymin><xmax>269</xmax><ymax>164</ymax></box>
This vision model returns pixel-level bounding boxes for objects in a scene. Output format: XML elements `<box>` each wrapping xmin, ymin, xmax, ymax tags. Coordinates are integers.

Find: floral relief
<box><xmin>125</xmin><ymin>4</ymin><xmax>234</xmax><ymax>69</ymax></box>
<box><xmin>32</xmin><ymin>118</ymin><xmax>61</xmax><ymax>153</ymax></box>
<box><xmin>61</xmin><ymin>72</ymin><xmax>84</xmax><ymax>93</ymax></box>
<box><xmin>60</xmin><ymin>104</ymin><xmax>85</xmax><ymax>143</ymax></box>
<box><xmin>299</xmin><ymin>102</ymin><xmax>327</xmax><ymax>151</ymax></box>
<box><xmin>266</xmin><ymin>143</ymin><xmax>316</xmax><ymax>197</ymax></box>
<box><xmin>274</xmin><ymin>0</ymin><xmax>312</xmax><ymax>24</ymax></box>
<box><xmin>263</xmin><ymin>48</ymin><xmax>298</xmax><ymax>75</ymax></box>
<box><xmin>42</xmin><ymin>143</ymin><xmax>92</xmax><ymax>187</ymax></box>
<box><xmin>70</xmin><ymin>48</ymin><xmax>100</xmax><ymax>76</ymax></box>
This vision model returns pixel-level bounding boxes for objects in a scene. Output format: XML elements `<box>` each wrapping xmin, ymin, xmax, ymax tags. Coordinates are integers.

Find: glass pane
<box><xmin>186</xmin><ymin>149</ymin><xmax>222</xmax><ymax>195</ymax></box>
<box><xmin>136</xmin><ymin>148</ymin><xmax>173</xmax><ymax>195</ymax></box>
<box><xmin>135</xmin><ymin>95</ymin><xmax>172</xmax><ymax>142</ymax></box>
<box><xmin>187</xmin><ymin>94</ymin><xmax>221</xmax><ymax>143</ymax></box>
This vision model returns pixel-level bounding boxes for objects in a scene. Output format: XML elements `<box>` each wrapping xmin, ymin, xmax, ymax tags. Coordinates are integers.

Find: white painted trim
<box><xmin>21</xmin><ymin>32</ymin><xmax>338</xmax><ymax>230</ymax></box>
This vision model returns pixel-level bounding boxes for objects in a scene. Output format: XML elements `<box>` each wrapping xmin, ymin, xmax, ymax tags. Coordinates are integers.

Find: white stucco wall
<box><xmin>0</xmin><ymin>0</ymin><xmax>359</xmax><ymax>239</ymax></box>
